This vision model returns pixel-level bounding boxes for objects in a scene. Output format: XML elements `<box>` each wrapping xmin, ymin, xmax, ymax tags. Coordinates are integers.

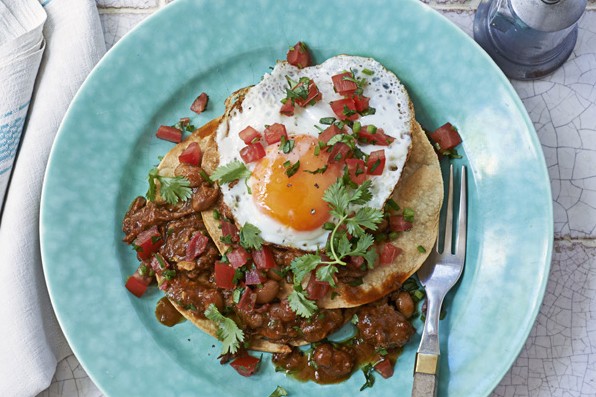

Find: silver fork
<box><xmin>411</xmin><ymin>164</ymin><xmax>468</xmax><ymax>397</ymax></box>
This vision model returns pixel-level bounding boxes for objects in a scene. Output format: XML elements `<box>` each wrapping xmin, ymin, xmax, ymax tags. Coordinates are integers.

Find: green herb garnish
<box><xmin>239</xmin><ymin>223</ymin><xmax>264</xmax><ymax>250</ymax></box>
<box><xmin>146</xmin><ymin>167</ymin><xmax>192</xmax><ymax>205</ymax></box>
<box><xmin>211</xmin><ymin>160</ymin><xmax>251</xmax><ymax>184</ymax></box>
<box><xmin>204</xmin><ymin>303</ymin><xmax>244</xmax><ymax>354</ymax></box>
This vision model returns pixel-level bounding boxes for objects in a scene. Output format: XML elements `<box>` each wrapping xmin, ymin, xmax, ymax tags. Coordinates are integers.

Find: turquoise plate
<box><xmin>40</xmin><ymin>0</ymin><xmax>553</xmax><ymax>396</ymax></box>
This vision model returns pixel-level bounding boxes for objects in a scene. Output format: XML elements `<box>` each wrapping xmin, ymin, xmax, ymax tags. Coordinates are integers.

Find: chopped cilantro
<box><xmin>239</xmin><ymin>223</ymin><xmax>264</xmax><ymax>250</ymax></box>
<box><xmin>211</xmin><ymin>160</ymin><xmax>251</xmax><ymax>184</ymax></box>
<box><xmin>287</xmin><ymin>289</ymin><xmax>318</xmax><ymax>318</ymax></box>
<box><xmin>269</xmin><ymin>386</ymin><xmax>289</xmax><ymax>397</ymax></box>
<box><xmin>146</xmin><ymin>167</ymin><xmax>192</xmax><ymax>205</ymax></box>
<box><xmin>204</xmin><ymin>303</ymin><xmax>244</xmax><ymax>354</ymax></box>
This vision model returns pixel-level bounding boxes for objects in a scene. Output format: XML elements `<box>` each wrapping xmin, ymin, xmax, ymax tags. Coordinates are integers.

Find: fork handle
<box><xmin>412</xmin><ymin>352</ymin><xmax>439</xmax><ymax>397</ymax></box>
<box><xmin>412</xmin><ymin>371</ymin><xmax>438</xmax><ymax>397</ymax></box>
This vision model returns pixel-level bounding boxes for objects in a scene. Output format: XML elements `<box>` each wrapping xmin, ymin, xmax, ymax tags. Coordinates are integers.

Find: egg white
<box><xmin>215</xmin><ymin>55</ymin><xmax>413</xmax><ymax>251</ymax></box>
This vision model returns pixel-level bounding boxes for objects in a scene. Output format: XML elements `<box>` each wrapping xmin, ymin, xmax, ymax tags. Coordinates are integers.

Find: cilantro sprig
<box><xmin>239</xmin><ymin>223</ymin><xmax>264</xmax><ymax>250</ymax></box>
<box><xmin>146</xmin><ymin>167</ymin><xmax>192</xmax><ymax>205</ymax></box>
<box><xmin>204</xmin><ymin>303</ymin><xmax>244</xmax><ymax>354</ymax></box>
<box><xmin>287</xmin><ymin>179</ymin><xmax>383</xmax><ymax>316</ymax></box>
<box><xmin>211</xmin><ymin>160</ymin><xmax>251</xmax><ymax>184</ymax></box>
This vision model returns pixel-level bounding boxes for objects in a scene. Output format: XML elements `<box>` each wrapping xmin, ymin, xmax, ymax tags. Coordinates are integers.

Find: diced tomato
<box><xmin>356</xmin><ymin>127</ymin><xmax>394</xmax><ymax>146</ymax></box>
<box><xmin>348</xmin><ymin>255</ymin><xmax>365</xmax><ymax>269</ymax></box>
<box><xmin>190</xmin><ymin>92</ymin><xmax>209</xmax><ymax>114</ymax></box>
<box><xmin>353</xmin><ymin>94</ymin><xmax>371</xmax><ymax>113</ymax></box>
<box><xmin>332</xmin><ymin>72</ymin><xmax>358</xmax><ymax>96</ymax></box>
<box><xmin>429</xmin><ymin>122</ymin><xmax>462</xmax><ymax>151</ymax></box>
<box><xmin>156</xmin><ymin>125</ymin><xmax>182</xmax><ymax>143</ymax></box>
<box><xmin>328</xmin><ymin>142</ymin><xmax>351</xmax><ymax>164</ymax></box>
<box><xmin>286</xmin><ymin>41</ymin><xmax>312</xmax><ymax>69</ymax></box>
<box><xmin>330</xmin><ymin>98</ymin><xmax>358</xmax><ymax>121</ymax></box>
<box><xmin>185</xmin><ymin>232</ymin><xmax>209</xmax><ymax>261</ymax></box>
<box><xmin>252</xmin><ymin>246</ymin><xmax>276</xmax><ymax>270</ymax></box>
<box><xmin>125</xmin><ymin>264</ymin><xmax>153</xmax><ymax>298</ymax></box>
<box><xmin>228</xmin><ymin>247</ymin><xmax>251</xmax><ymax>269</ymax></box>
<box><xmin>178</xmin><ymin>142</ymin><xmax>202</xmax><ymax>166</ymax></box>
<box><xmin>133</xmin><ymin>226</ymin><xmax>163</xmax><ymax>261</ymax></box>
<box><xmin>280</xmin><ymin>101</ymin><xmax>295</xmax><ymax>116</ymax></box>
<box><xmin>239</xmin><ymin>142</ymin><xmax>266</xmax><ymax>163</ymax></box>
<box><xmin>318</xmin><ymin>124</ymin><xmax>343</xmax><ymax>144</ymax></box>
<box><xmin>214</xmin><ymin>262</ymin><xmax>236</xmax><ymax>289</ymax></box>
<box><xmin>366</xmin><ymin>149</ymin><xmax>386</xmax><ymax>176</ymax></box>
<box><xmin>306</xmin><ymin>272</ymin><xmax>330</xmax><ymax>300</ymax></box>
<box><xmin>244</xmin><ymin>268</ymin><xmax>267</xmax><ymax>285</ymax></box>
<box><xmin>221</xmin><ymin>220</ymin><xmax>239</xmax><ymax>243</ymax></box>
<box><xmin>379</xmin><ymin>242</ymin><xmax>402</xmax><ymax>265</ymax></box>
<box><xmin>125</xmin><ymin>275</ymin><xmax>149</xmax><ymax>298</ymax></box>
<box><xmin>238</xmin><ymin>126</ymin><xmax>262</xmax><ymax>144</ymax></box>
<box><xmin>237</xmin><ymin>288</ymin><xmax>257</xmax><ymax>312</ymax></box>
<box><xmin>230</xmin><ymin>354</ymin><xmax>262</xmax><ymax>377</ymax></box>
<box><xmin>389</xmin><ymin>215</ymin><xmax>413</xmax><ymax>232</ymax></box>
<box><xmin>346</xmin><ymin>158</ymin><xmax>366</xmax><ymax>184</ymax></box>
<box><xmin>294</xmin><ymin>80</ymin><xmax>322</xmax><ymax>107</ymax></box>
<box><xmin>264</xmin><ymin>123</ymin><xmax>288</xmax><ymax>145</ymax></box>
<box><xmin>374</xmin><ymin>358</ymin><xmax>395</xmax><ymax>379</ymax></box>
<box><xmin>149</xmin><ymin>253</ymin><xmax>170</xmax><ymax>273</ymax></box>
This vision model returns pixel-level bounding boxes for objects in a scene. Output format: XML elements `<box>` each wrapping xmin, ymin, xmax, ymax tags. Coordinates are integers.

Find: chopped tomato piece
<box><xmin>318</xmin><ymin>124</ymin><xmax>343</xmax><ymax>144</ymax></box>
<box><xmin>279</xmin><ymin>101</ymin><xmax>295</xmax><ymax>116</ymax></box>
<box><xmin>238</xmin><ymin>126</ymin><xmax>262</xmax><ymax>144</ymax></box>
<box><xmin>306</xmin><ymin>272</ymin><xmax>330</xmax><ymax>300</ymax></box>
<box><xmin>346</xmin><ymin>158</ymin><xmax>366</xmax><ymax>184</ymax></box>
<box><xmin>178</xmin><ymin>142</ymin><xmax>202</xmax><ymax>166</ymax></box>
<box><xmin>330</xmin><ymin>97</ymin><xmax>358</xmax><ymax>121</ymax></box>
<box><xmin>239</xmin><ymin>142</ymin><xmax>266</xmax><ymax>163</ymax></box>
<box><xmin>328</xmin><ymin>142</ymin><xmax>351</xmax><ymax>164</ymax></box>
<box><xmin>133</xmin><ymin>226</ymin><xmax>163</xmax><ymax>261</ymax></box>
<box><xmin>286</xmin><ymin>41</ymin><xmax>312</xmax><ymax>69</ymax></box>
<box><xmin>374</xmin><ymin>358</ymin><xmax>394</xmax><ymax>379</ymax></box>
<box><xmin>190</xmin><ymin>92</ymin><xmax>209</xmax><ymax>114</ymax></box>
<box><xmin>429</xmin><ymin>122</ymin><xmax>462</xmax><ymax>151</ymax></box>
<box><xmin>125</xmin><ymin>264</ymin><xmax>153</xmax><ymax>297</ymax></box>
<box><xmin>348</xmin><ymin>255</ymin><xmax>365</xmax><ymax>269</ymax></box>
<box><xmin>214</xmin><ymin>262</ymin><xmax>236</xmax><ymax>289</ymax></box>
<box><xmin>230</xmin><ymin>354</ymin><xmax>262</xmax><ymax>377</ymax></box>
<box><xmin>366</xmin><ymin>149</ymin><xmax>386</xmax><ymax>176</ymax></box>
<box><xmin>149</xmin><ymin>253</ymin><xmax>171</xmax><ymax>273</ymax></box>
<box><xmin>389</xmin><ymin>215</ymin><xmax>413</xmax><ymax>232</ymax></box>
<box><xmin>353</xmin><ymin>94</ymin><xmax>371</xmax><ymax>113</ymax></box>
<box><xmin>228</xmin><ymin>247</ymin><xmax>251</xmax><ymax>269</ymax></box>
<box><xmin>125</xmin><ymin>275</ymin><xmax>149</xmax><ymax>298</ymax></box>
<box><xmin>379</xmin><ymin>242</ymin><xmax>402</xmax><ymax>265</ymax></box>
<box><xmin>356</xmin><ymin>127</ymin><xmax>394</xmax><ymax>146</ymax></box>
<box><xmin>245</xmin><ymin>268</ymin><xmax>267</xmax><ymax>285</ymax></box>
<box><xmin>156</xmin><ymin>125</ymin><xmax>182</xmax><ymax>143</ymax></box>
<box><xmin>221</xmin><ymin>220</ymin><xmax>239</xmax><ymax>243</ymax></box>
<box><xmin>264</xmin><ymin>123</ymin><xmax>288</xmax><ymax>145</ymax></box>
<box><xmin>294</xmin><ymin>80</ymin><xmax>322</xmax><ymax>107</ymax></box>
<box><xmin>185</xmin><ymin>232</ymin><xmax>209</xmax><ymax>261</ymax></box>
<box><xmin>237</xmin><ymin>288</ymin><xmax>257</xmax><ymax>312</ymax></box>
<box><xmin>252</xmin><ymin>246</ymin><xmax>276</xmax><ymax>269</ymax></box>
<box><xmin>332</xmin><ymin>72</ymin><xmax>358</xmax><ymax>96</ymax></box>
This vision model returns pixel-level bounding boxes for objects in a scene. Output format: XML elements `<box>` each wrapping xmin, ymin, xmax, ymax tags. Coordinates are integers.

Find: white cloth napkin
<box><xmin>0</xmin><ymin>0</ymin><xmax>105</xmax><ymax>395</ymax></box>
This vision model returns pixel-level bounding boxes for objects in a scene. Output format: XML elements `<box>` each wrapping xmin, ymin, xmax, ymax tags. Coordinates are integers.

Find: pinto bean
<box><xmin>255</xmin><ymin>280</ymin><xmax>280</xmax><ymax>304</ymax></box>
<box><xmin>395</xmin><ymin>291</ymin><xmax>415</xmax><ymax>318</ymax></box>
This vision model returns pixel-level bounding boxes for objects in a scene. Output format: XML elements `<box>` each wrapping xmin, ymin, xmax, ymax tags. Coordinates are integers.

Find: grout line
<box><xmin>555</xmin><ymin>237</ymin><xmax>596</xmax><ymax>248</ymax></box>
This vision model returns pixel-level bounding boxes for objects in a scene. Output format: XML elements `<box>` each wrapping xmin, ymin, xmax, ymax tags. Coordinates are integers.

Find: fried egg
<box><xmin>215</xmin><ymin>55</ymin><xmax>413</xmax><ymax>250</ymax></box>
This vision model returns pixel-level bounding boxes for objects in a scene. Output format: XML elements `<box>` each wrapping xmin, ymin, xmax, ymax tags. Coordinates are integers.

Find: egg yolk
<box><xmin>251</xmin><ymin>134</ymin><xmax>342</xmax><ymax>231</ymax></box>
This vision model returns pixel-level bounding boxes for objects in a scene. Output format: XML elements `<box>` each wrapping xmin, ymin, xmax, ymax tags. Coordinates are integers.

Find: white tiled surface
<box><xmin>39</xmin><ymin>1</ymin><xmax>596</xmax><ymax>396</ymax></box>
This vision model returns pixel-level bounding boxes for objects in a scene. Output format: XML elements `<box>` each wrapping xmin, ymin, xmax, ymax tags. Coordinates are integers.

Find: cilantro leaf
<box><xmin>345</xmin><ymin>207</ymin><xmax>384</xmax><ymax>237</ymax></box>
<box><xmin>290</xmin><ymin>254</ymin><xmax>321</xmax><ymax>285</ymax></box>
<box><xmin>211</xmin><ymin>160</ymin><xmax>251</xmax><ymax>184</ymax></box>
<box><xmin>269</xmin><ymin>386</ymin><xmax>289</xmax><ymax>397</ymax></box>
<box><xmin>362</xmin><ymin>247</ymin><xmax>378</xmax><ymax>269</ymax></box>
<box><xmin>204</xmin><ymin>303</ymin><xmax>244</xmax><ymax>354</ymax></box>
<box><xmin>239</xmin><ymin>223</ymin><xmax>264</xmax><ymax>250</ymax></box>
<box><xmin>146</xmin><ymin>167</ymin><xmax>192</xmax><ymax>205</ymax></box>
<box><xmin>287</xmin><ymin>289</ymin><xmax>317</xmax><ymax>318</ymax></box>
<box><xmin>350</xmin><ymin>179</ymin><xmax>373</xmax><ymax>205</ymax></box>
<box><xmin>316</xmin><ymin>264</ymin><xmax>338</xmax><ymax>288</ymax></box>
<box><xmin>322</xmin><ymin>180</ymin><xmax>350</xmax><ymax>218</ymax></box>
<box><xmin>349</xmin><ymin>233</ymin><xmax>375</xmax><ymax>256</ymax></box>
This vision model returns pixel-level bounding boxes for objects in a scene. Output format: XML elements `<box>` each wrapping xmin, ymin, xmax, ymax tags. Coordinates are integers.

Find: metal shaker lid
<box><xmin>511</xmin><ymin>0</ymin><xmax>586</xmax><ymax>32</ymax></box>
